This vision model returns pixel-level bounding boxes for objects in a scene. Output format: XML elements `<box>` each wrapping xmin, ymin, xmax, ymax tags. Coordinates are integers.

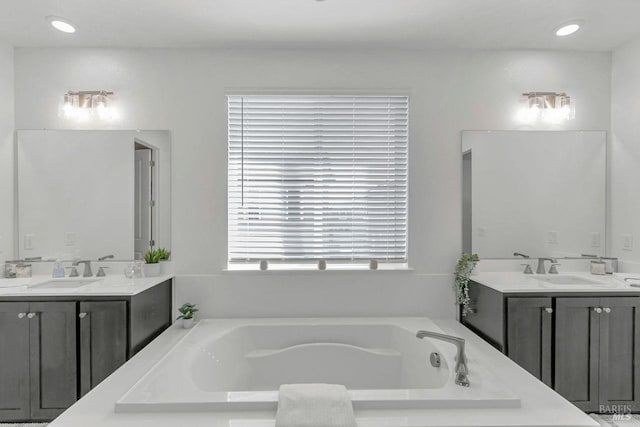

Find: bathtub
<box><xmin>115</xmin><ymin>317</ymin><xmax>519</xmax><ymax>412</ymax></box>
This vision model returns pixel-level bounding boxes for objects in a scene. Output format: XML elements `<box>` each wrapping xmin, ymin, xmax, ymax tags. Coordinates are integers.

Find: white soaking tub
<box><xmin>115</xmin><ymin>317</ymin><xmax>519</xmax><ymax>412</ymax></box>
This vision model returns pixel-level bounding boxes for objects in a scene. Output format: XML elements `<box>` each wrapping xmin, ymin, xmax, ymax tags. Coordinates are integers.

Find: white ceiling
<box><xmin>1</xmin><ymin>0</ymin><xmax>639</xmax><ymax>51</ymax></box>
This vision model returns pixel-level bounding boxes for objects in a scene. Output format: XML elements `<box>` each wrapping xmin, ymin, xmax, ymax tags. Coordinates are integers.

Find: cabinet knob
<box><xmin>17</xmin><ymin>312</ymin><xmax>26</xmax><ymax>319</ymax></box>
<box><xmin>545</xmin><ymin>307</ymin><xmax>553</xmax><ymax>314</ymax></box>
<box><xmin>27</xmin><ymin>312</ymin><xmax>37</xmax><ymax>319</ymax></box>
<box><xmin>603</xmin><ymin>307</ymin><xmax>611</xmax><ymax>313</ymax></box>
<box><xmin>594</xmin><ymin>307</ymin><xmax>603</xmax><ymax>314</ymax></box>
<box><xmin>78</xmin><ymin>312</ymin><xmax>88</xmax><ymax>319</ymax></box>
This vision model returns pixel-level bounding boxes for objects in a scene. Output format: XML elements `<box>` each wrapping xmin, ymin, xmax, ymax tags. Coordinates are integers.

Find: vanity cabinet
<box><xmin>555</xmin><ymin>297</ymin><xmax>640</xmax><ymax>412</ymax></box>
<box><xmin>0</xmin><ymin>279</ymin><xmax>172</xmax><ymax>422</ymax></box>
<box><xmin>79</xmin><ymin>301</ymin><xmax>128</xmax><ymax>396</ymax></box>
<box><xmin>506</xmin><ymin>297</ymin><xmax>553</xmax><ymax>388</ymax></box>
<box><xmin>0</xmin><ymin>302</ymin><xmax>31</xmax><ymax>421</ymax></box>
<box><xmin>0</xmin><ymin>301</ymin><xmax>77</xmax><ymax>421</ymax></box>
<box><xmin>554</xmin><ymin>297</ymin><xmax>601</xmax><ymax>411</ymax></box>
<box><xmin>462</xmin><ymin>281</ymin><xmax>640</xmax><ymax>413</ymax></box>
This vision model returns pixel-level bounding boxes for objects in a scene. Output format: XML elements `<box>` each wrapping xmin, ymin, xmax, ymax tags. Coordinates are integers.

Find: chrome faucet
<box><xmin>536</xmin><ymin>258</ymin><xmax>556</xmax><ymax>274</ymax></box>
<box><xmin>72</xmin><ymin>260</ymin><xmax>93</xmax><ymax>277</ymax></box>
<box><xmin>416</xmin><ymin>330</ymin><xmax>470</xmax><ymax>387</ymax></box>
<box><xmin>513</xmin><ymin>252</ymin><xmax>530</xmax><ymax>258</ymax></box>
<box><xmin>98</xmin><ymin>254</ymin><xmax>114</xmax><ymax>261</ymax></box>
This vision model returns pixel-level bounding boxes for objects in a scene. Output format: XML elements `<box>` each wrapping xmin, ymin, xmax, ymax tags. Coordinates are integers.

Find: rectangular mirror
<box><xmin>462</xmin><ymin>130</ymin><xmax>606</xmax><ymax>259</ymax></box>
<box><xmin>16</xmin><ymin>130</ymin><xmax>171</xmax><ymax>261</ymax></box>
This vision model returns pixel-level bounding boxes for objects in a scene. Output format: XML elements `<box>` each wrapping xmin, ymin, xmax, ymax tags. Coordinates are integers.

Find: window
<box><xmin>228</xmin><ymin>95</ymin><xmax>408</xmax><ymax>267</ymax></box>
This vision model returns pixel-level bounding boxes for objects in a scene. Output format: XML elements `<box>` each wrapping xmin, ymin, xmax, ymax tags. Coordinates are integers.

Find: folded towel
<box><xmin>275</xmin><ymin>383</ymin><xmax>356</xmax><ymax>427</ymax></box>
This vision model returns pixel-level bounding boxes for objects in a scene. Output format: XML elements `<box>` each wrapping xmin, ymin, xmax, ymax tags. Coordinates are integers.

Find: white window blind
<box><xmin>228</xmin><ymin>95</ymin><xmax>408</xmax><ymax>264</ymax></box>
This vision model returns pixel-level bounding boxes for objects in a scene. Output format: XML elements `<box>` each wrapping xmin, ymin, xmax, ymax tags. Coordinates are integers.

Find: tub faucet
<box><xmin>416</xmin><ymin>330</ymin><xmax>470</xmax><ymax>387</ymax></box>
<box><xmin>513</xmin><ymin>252</ymin><xmax>529</xmax><ymax>258</ymax></box>
<box><xmin>72</xmin><ymin>260</ymin><xmax>93</xmax><ymax>277</ymax></box>
<box><xmin>536</xmin><ymin>258</ymin><xmax>556</xmax><ymax>275</ymax></box>
<box><xmin>98</xmin><ymin>254</ymin><xmax>115</xmax><ymax>261</ymax></box>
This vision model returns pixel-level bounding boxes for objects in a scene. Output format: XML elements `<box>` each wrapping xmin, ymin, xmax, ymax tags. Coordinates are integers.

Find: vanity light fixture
<box><xmin>46</xmin><ymin>16</ymin><xmax>76</xmax><ymax>33</ymax></box>
<box><xmin>518</xmin><ymin>92</ymin><xmax>574</xmax><ymax>124</ymax></box>
<box><xmin>60</xmin><ymin>90</ymin><xmax>115</xmax><ymax>120</ymax></box>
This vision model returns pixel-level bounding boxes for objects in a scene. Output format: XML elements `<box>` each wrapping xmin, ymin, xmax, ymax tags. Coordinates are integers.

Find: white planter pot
<box><xmin>182</xmin><ymin>318</ymin><xmax>195</xmax><ymax>329</ymax></box>
<box><xmin>144</xmin><ymin>263</ymin><xmax>161</xmax><ymax>278</ymax></box>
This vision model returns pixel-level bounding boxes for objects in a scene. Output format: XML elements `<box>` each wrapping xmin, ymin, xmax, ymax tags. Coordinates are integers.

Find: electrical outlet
<box><xmin>65</xmin><ymin>232</ymin><xmax>76</xmax><ymax>246</ymax></box>
<box><xmin>547</xmin><ymin>231</ymin><xmax>558</xmax><ymax>245</ymax></box>
<box><xmin>24</xmin><ymin>234</ymin><xmax>34</xmax><ymax>250</ymax></box>
<box><xmin>477</xmin><ymin>227</ymin><xmax>486</xmax><ymax>238</ymax></box>
<box><xmin>591</xmin><ymin>232</ymin><xmax>601</xmax><ymax>248</ymax></box>
<box><xmin>622</xmin><ymin>234</ymin><xmax>634</xmax><ymax>251</ymax></box>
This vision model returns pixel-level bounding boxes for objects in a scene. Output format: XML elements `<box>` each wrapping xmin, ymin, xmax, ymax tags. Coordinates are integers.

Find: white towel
<box><xmin>275</xmin><ymin>384</ymin><xmax>357</xmax><ymax>427</ymax></box>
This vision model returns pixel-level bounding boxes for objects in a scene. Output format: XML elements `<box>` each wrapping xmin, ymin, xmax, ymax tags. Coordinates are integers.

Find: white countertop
<box><xmin>0</xmin><ymin>274</ymin><xmax>174</xmax><ymax>297</ymax></box>
<box><xmin>470</xmin><ymin>271</ymin><xmax>639</xmax><ymax>293</ymax></box>
<box><xmin>48</xmin><ymin>318</ymin><xmax>597</xmax><ymax>427</ymax></box>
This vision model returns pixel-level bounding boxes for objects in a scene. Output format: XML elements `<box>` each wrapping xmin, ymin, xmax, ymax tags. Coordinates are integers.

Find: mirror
<box><xmin>462</xmin><ymin>130</ymin><xmax>606</xmax><ymax>259</ymax></box>
<box><xmin>16</xmin><ymin>130</ymin><xmax>171</xmax><ymax>261</ymax></box>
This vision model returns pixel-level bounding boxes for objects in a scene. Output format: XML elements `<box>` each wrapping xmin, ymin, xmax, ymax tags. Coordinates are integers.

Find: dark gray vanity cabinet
<box><xmin>79</xmin><ymin>301</ymin><xmax>128</xmax><ymax>396</ymax></box>
<box><xmin>0</xmin><ymin>279</ymin><xmax>172</xmax><ymax>422</ymax></box>
<box><xmin>506</xmin><ymin>297</ymin><xmax>553</xmax><ymax>388</ymax></box>
<box><xmin>555</xmin><ymin>297</ymin><xmax>601</xmax><ymax>411</ymax></box>
<box><xmin>0</xmin><ymin>302</ymin><xmax>30</xmax><ymax>421</ymax></box>
<box><xmin>28</xmin><ymin>302</ymin><xmax>79</xmax><ymax>420</ymax></box>
<box><xmin>0</xmin><ymin>301</ymin><xmax>78</xmax><ymax>421</ymax></box>
<box><xmin>462</xmin><ymin>282</ymin><xmax>640</xmax><ymax>413</ymax></box>
<box><xmin>599</xmin><ymin>297</ymin><xmax>640</xmax><ymax>412</ymax></box>
<box><xmin>555</xmin><ymin>297</ymin><xmax>640</xmax><ymax>412</ymax></box>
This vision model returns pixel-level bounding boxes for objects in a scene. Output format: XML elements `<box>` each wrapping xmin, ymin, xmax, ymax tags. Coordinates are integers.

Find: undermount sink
<box><xmin>535</xmin><ymin>275</ymin><xmax>604</xmax><ymax>285</ymax></box>
<box><xmin>29</xmin><ymin>279</ymin><xmax>99</xmax><ymax>289</ymax></box>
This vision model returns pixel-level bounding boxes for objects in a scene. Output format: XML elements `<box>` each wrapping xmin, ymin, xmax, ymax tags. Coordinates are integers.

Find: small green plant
<box><xmin>177</xmin><ymin>303</ymin><xmax>198</xmax><ymax>320</ymax></box>
<box><xmin>144</xmin><ymin>249</ymin><xmax>162</xmax><ymax>264</ymax></box>
<box><xmin>157</xmin><ymin>248</ymin><xmax>171</xmax><ymax>261</ymax></box>
<box><xmin>454</xmin><ymin>253</ymin><xmax>480</xmax><ymax>317</ymax></box>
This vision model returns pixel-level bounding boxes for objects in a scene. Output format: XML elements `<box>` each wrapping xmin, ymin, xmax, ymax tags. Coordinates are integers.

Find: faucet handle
<box><xmin>65</xmin><ymin>266</ymin><xmax>79</xmax><ymax>277</ymax></box>
<box><xmin>96</xmin><ymin>266</ymin><xmax>109</xmax><ymax>277</ymax></box>
<box><xmin>549</xmin><ymin>263</ymin><xmax>561</xmax><ymax>274</ymax></box>
<box><xmin>521</xmin><ymin>264</ymin><xmax>534</xmax><ymax>274</ymax></box>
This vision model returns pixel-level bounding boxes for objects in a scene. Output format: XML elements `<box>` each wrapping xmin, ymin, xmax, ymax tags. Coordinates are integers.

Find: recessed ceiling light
<box><xmin>46</xmin><ymin>16</ymin><xmax>76</xmax><ymax>33</ymax></box>
<box><xmin>555</xmin><ymin>23</ymin><xmax>581</xmax><ymax>37</ymax></box>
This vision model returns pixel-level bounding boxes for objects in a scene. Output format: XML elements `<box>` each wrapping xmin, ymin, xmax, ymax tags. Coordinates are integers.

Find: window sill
<box><xmin>223</xmin><ymin>263</ymin><xmax>413</xmax><ymax>273</ymax></box>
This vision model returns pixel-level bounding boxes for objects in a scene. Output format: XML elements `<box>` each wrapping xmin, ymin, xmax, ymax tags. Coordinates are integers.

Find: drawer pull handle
<box><xmin>27</xmin><ymin>312</ymin><xmax>37</xmax><ymax>319</ymax></box>
<box><xmin>545</xmin><ymin>307</ymin><xmax>553</xmax><ymax>314</ymax></box>
<box><xmin>17</xmin><ymin>312</ymin><xmax>26</xmax><ymax>319</ymax></box>
<box><xmin>603</xmin><ymin>307</ymin><xmax>611</xmax><ymax>313</ymax></box>
<box><xmin>594</xmin><ymin>307</ymin><xmax>603</xmax><ymax>314</ymax></box>
<box><xmin>78</xmin><ymin>312</ymin><xmax>88</xmax><ymax>319</ymax></box>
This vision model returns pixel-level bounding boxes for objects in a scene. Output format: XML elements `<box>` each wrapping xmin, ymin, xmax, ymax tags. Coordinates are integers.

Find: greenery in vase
<box><xmin>177</xmin><ymin>302</ymin><xmax>198</xmax><ymax>320</ymax></box>
<box><xmin>157</xmin><ymin>248</ymin><xmax>171</xmax><ymax>261</ymax></box>
<box><xmin>454</xmin><ymin>253</ymin><xmax>480</xmax><ymax>317</ymax></box>
<box><xmin>144</xmin><ymin>249</ymin><xmax>162</xmax><ymax>264</ymax></box>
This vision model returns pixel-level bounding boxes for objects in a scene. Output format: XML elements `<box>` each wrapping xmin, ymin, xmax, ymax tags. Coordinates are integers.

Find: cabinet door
<box><xmin>506</xmin><ymin>297</ymin><xmax>553</xmax><ymax>387</ymax></box>
<box><xmin>555</xmin><ymin>297</ymin><xmax>600</xmax><ymax>412</ymax></box>
<box><xmin>79</xmin><ymin>301</ymin><xmax>128</xmax><ymax>396</ymax></box>
<box><xmin>599</xmin><ymin>297</ymin><xmax>640</xmax><ymax>411</ymax></box>
<box><xmin>28</xmin><ymin>302</ymin><xmax>78</xmax><ymax>420</ymax></box>
<box><xmin>0</xmin><ymin>302</ymin><xmax>30</xmax><ymax>421</ymax></box>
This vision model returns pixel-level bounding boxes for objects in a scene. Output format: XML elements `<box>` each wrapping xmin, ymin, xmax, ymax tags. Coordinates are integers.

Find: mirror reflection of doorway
<box><xmin>134</xmin><ymin>141</ymin><xmax>154</xmax><ymax>260</ymax></box>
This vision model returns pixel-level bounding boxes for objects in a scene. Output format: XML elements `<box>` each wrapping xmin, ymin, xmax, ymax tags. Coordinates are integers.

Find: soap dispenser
<box><xmin>52</xmin><ymin>259</ymin><xmax>65</xmax><ymax>278</ymax></box>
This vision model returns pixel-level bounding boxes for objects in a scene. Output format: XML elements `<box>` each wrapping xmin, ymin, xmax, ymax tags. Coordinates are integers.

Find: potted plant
<box><xmin>177</xmin><ymin>303</ymin><xmax>198</xmax><ymax>329</ymax></box>
<box><xmin>157</xmin><ymin>248</ymin><xmax>171</xmax><ymax>261</ymax></box>
<box><xmin>454</xmin><ymin>253</ymin><xmax>480</xmax><ymax>317</ymax></box>
<box><xmin>143</xmin><ymin>249</ymin><xmax>162</xmax><ymax>277</ymax></box>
